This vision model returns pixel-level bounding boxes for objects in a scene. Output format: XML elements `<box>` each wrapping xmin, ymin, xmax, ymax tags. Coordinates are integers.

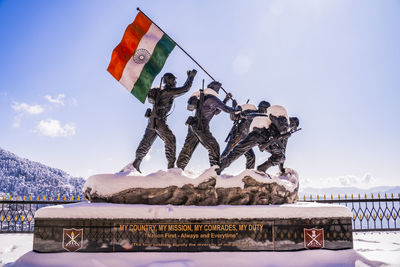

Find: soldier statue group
<box><xmin>123</xmin><ymin>69</ymin><xmax>300</xmax><ymax>175</ymax></box>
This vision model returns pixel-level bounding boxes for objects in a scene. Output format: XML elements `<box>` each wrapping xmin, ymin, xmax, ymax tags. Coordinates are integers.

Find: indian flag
<box><xmin>107</xmin><ymin>12</ymin><xmax>176</xmax><ymax>103</ymax></box>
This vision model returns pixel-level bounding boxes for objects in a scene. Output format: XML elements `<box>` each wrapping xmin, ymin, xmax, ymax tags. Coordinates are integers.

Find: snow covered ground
<box><xmin>353</xmin><ymin>232</ymin><xmax>400</xmax><ymax>266</ymax></box>
<box><xmin>0</xmin><ymin>234</ymin><xmax>33</xmax><ymax>267</ymax></box>
<box><xmin>1</xmin><ymin>232</ymin><xmax>399</xmax><ymax>266</ymax></box>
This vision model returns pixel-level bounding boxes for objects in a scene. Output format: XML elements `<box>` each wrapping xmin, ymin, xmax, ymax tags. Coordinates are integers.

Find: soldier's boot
<box><xmin>215</xmin><ymin>159</ymin><xmax>227</xmax><ymax>175</ymax></box>
<box><xmin>167</xmin><ymin>159</ymin><xmax>175</xmax><ymax>169</ymax></box>
<box><xmin>133</xmin><ymin>158</ymin><xmax>142</xmax><ymax>173</ymax></box>
<box><xmin>279</xmin><ymin>163</ymin><xmax>285</xmax><ymax>174</ymax></box>
<box><xmin>256</xmin><ymin>160</ymin><xmax>273</xmax><ymax>173</ymax></box>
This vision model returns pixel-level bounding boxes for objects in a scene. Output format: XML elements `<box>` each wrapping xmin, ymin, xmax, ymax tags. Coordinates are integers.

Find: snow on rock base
<box><xmin>83</xmin><ymin>167</ymin><xmax>299</xmax><ymax>205</ymax></box>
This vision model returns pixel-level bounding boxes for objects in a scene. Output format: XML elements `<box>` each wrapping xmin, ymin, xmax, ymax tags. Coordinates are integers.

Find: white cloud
<box><xmin>310</xmin><ymin>174</ymin><xmax>377</xmax><ymax>188</ymax></box>
<box><xmin>338</xmin><ymin>175</ymin><xmax>359</xmax><ymax>186</ymax></box>
<box><xmin>361</xmin><ymin>173</ymin><xmax>375</xmax><ymax>184</ymax></box>
<box><xmin>337</xmin><ymin>174</ymin><xmax>376</xmax><ymax>187</ymax></box>
<box><xmin>232</xmin><ymin>54</ymin><xmax>252</xmax><ymax>75</ymax></box>
<box><xmin>12</xmin><ymin>102</ymin><xmax>44</xmax><ymax>115</ymax></box>
<box><xmin>35</xmin><ymin>119</ymin><xmax>76</xmax><ymax>137</ymax></box>
<box><xmin>299</xmin><ymin>177</ymin><xmax>312</xmax><ymax>186</ymax></box>
<box><xmin>44</xmin><ymin>94</ymin><xmax>65</xmax><ymax>106</ymax></box>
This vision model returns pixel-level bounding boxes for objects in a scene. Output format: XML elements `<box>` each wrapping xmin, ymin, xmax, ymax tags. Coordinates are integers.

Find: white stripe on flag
<box><xmin>119</xmin><ymin>24</ymin><xmax>164</xmax><ymax>92</ymax></box>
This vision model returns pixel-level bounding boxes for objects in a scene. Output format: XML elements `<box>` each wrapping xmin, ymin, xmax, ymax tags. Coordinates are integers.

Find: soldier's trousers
<box><xmin>177</xmin><ymin>125</ymin><xmax>220</xmax><ymax>170</ymax></box>
<box><xmin>259</xmin><ymin>137</ymin><xmax>288</xmax><ymax>172</ymax></box>
<box><xmin>220</xmin><ymin>131</ymin><xmax>285</xmax><ymax>172</ymax></box>
<box><xmin>221</xmin><ymin>133</ymin><xmax>255</xmax><ymax>169</ymax></box>
<box><xmin>135</xmin><ymin>119</ymin><xmax>176</xmax><ymax>169</ymax></box>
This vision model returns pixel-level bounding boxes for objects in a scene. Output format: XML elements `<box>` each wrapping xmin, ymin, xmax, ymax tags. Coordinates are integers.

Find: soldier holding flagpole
<box><xmin>108</xmin><ymin>8</ymin><xmax>237</xmax><ymax>173</ymax></box>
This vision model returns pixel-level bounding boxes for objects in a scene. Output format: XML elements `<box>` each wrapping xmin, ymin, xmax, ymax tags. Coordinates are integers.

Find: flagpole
<box><xmin>137</xmin><ymin>7</ymin><xmax>232</xmax><ymax>97</ymax></box>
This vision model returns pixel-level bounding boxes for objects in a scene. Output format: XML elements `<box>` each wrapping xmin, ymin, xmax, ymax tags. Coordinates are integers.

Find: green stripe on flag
<box><xmin>131</xmin><ymin>35</ymin><xmax>176</xmax><ymax>103</ymax></box>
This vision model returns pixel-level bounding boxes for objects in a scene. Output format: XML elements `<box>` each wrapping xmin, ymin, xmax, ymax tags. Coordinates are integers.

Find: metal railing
<box><xmin>0</xmin><ymin>195</ymin><xmax>84</xmax><ymax>233</ymax></box>
<box><xmin>0</xmin><ymin>193</ymin><xmax>399</xmax><ymax>233</ymax></box>
<box><xmin>300</xmin><ymin>193</ymin><xmax>400</xmax><ymax>232</ymax></box>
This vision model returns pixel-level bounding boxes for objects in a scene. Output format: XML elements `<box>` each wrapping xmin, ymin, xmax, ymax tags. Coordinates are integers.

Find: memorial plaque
<box><xmin>113</xmin><ymin>219</ymin><xmax>273</xmax><ymax>252</ymax></box>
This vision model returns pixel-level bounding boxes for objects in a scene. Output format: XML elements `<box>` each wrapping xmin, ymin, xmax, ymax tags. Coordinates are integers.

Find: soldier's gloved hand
<box><xmin>230</xmin><ymin>113</ymin><xmax>239</xmax><ymax>121</ymax></box>
<box><xmin>234</xmin><ymin>105</ymin><xmax>242</xmax><ymax>115</ymax></box>
<box><xmin>223</xmin><ymin>93</ymin><xmax>232</xmax><ymax>104</ymax></box>
<box><xmin>187</xmin><ymin>69</ymin><xmax>197</xmax><ymax>79</ymax></box>
<box><xmin>232</xmin><ymin>99</ymin><xmax>238</xmax><ymax>108</ymax></box>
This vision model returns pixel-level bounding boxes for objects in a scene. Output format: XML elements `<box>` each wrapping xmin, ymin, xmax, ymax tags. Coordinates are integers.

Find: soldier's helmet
<box><xmin>187</xmin><ymin>96</ymin><xmax>198</xmax><ymax>111</ymax></box>
<box><xmin>258</xmin><ymin>101</ymin><xmax>270</xmax><ymax>113</ymax></box>
<box><xmin>270</xmin><ymin>114</ymin><xmax>289</xmax><ymax>134</ymax></box>
<box><xmin>207</xmin><ymin>81</ymin><xmax>222</xmax><ymax>93</ymax></box>
<box><xmin>163</xmin><ymin>73</ymin><xmax>177</xmax><ymax>87</ymax></box>
<box><xmin>289</xmin><ymin>117</ymin><xmax>299</xmax><ymax>130</ymax></box>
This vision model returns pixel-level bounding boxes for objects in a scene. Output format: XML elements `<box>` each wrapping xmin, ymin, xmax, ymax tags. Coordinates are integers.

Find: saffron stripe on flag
<box><xmin>119</xmin><ymin>24</ymin><xmax>164</xmax><ymax>93</ymax></box>
<box><xmin>107</xmin><ymin>12</ymin><xmax>152</xmax><ymax>81</ymax></box>
<box><xmin>131</xmin><ymin>35</ymin><xmax>176</xmax><ymax>103</ymax></box>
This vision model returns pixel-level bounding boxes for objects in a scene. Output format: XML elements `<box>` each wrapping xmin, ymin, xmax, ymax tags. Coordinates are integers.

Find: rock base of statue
<box><xmin>83</xmin><ymin>168</ymin><xmax>299</xmax><ymax>205</ymax></box>
<box><xmin>33</xmin><ymin>202</ymin><xmax>353</xmax><ymax>253</ymax></box>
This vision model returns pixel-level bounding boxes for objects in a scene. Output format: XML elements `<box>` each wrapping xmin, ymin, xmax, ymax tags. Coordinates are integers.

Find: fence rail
<box><xmin>0</xmin><ymin>194</ymin><xmax>399</xmax><ymax>233</ymax></box>
<box><xmin>301</xmin><ymin>196</ymin><xmax>400</xmax><ymax>232</ymax></box>
<box><xmin>0</xmin><ymin>195</ymin><xmax>84</xmax><ymax>233</ymax></box>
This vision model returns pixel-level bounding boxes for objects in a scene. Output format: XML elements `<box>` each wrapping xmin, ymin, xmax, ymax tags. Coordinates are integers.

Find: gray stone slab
<box><xmin>33</xmin><ymin>204</ymin><xmax>353</xmax><ymax>252</ymax></box>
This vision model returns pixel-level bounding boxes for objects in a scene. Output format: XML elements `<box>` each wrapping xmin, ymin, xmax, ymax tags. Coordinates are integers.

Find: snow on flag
<box><xmin>107</xmin><ymin>12</ymin><xmax>176</xmax><ymax>103</ymax></box>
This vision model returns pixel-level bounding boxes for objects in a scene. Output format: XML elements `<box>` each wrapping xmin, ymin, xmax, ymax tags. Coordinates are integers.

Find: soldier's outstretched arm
<box><xmin>210</xmin><ymin>96</ymin><xmax>240</xmax><ymax>114</ymax></box>
<box><xmin>164</xmin><ymin>69</ymin><xmax>197</xmax><ymax>98</ymax></box>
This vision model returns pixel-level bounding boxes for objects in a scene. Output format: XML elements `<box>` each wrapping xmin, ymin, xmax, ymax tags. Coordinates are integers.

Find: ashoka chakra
<box><xmin>133</xmin><ymin>49</ymin><xmax>151</xmax><ymax>64</ymax></box>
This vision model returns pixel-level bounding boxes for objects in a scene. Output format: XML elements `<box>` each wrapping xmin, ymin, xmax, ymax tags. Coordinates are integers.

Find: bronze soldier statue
<box><xmin>177</xmin><ymin>81</ymin><xmax>240</xmax><ymax>170</ymax></box>
<box><xmin>217</xmin><ymin>105</ymin><xmax>299</xmax><ymax>175</ymax></box>
<box><xmin>221</xmin><ymin>101</ymin><xmax>270</xmax><ymax>169</ymax></box>
<box><xmin>124</xmin><ymin>69</ymin><xmax>197</xmax><ymax>173</ymax></box>
<box><xmin>258</xmin><ymin>116</ymin><xmax>299</xmax><ymax>173</ymax></box>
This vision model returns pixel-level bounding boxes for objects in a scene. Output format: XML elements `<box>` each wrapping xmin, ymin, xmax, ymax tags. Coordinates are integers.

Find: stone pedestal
<box><xmin>83</xmin><ymin>169</ymin><xmax>300</xmax><ymax>206</ymax></box>
<box><xmin>33</xmin><ymin>202</ymin><xmax>353</xmax><ymax>252</ymax></box>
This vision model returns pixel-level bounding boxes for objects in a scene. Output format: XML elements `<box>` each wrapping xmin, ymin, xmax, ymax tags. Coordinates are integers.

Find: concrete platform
<box><xmin>33</xmin><ymin>202</ymin><xmax>353</xmax><ymax>252</ymax></box>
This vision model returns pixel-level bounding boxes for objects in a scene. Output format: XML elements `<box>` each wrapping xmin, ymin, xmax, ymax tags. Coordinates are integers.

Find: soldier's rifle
<box><xmin>259</xmin><ymin>128</ymin><xmax>301</xmax><ymax>152</ymax></box>
<box><xmin>224</xmin><ymin>110</ymin><xmax>265</xmax><ymax>142</ymax></box>
<box><xmin>195</xmin><ymin>79</ymin><xmax>205</xmax><ymax>131</ymax></box>
<box><xmin>224</xmin><ymin>117</ymin><xmax>240</xmax><ymax>143</ymax></box>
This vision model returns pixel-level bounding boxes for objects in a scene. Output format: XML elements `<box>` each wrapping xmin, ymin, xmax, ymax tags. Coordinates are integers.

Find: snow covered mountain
<box><xmin>0</xmin><ymin>147</ymin><xmax>85</xmax><ymax>197</ymax></box>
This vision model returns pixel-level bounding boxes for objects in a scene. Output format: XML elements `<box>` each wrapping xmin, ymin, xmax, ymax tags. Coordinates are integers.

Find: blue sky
<box><xmin>0</xmin><ymin>0</ymin><xmax>399</xmax><ymax>188</ymax></box>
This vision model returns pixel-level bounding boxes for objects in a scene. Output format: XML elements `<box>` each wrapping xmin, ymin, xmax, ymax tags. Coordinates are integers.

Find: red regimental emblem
<box><xmin>63</xmin><ymin>228</ymin><xmax>83</xmax><ymax>252</ymax></box>
<box><xmin>304</xmin><ymin>228</ymin><xmax>324</xmax><ymax>249</ymax></box>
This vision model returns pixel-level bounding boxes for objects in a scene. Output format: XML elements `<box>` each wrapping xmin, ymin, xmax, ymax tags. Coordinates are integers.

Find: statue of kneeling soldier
<box><xmin>217</xmin><ymin>105</ymin><xmax>300</xmax><ymax>175</ymax></box>
<box><xmin>221</xmin><ymin>100</ymin><xmax>271</xmax><ymax>170</ymax></box>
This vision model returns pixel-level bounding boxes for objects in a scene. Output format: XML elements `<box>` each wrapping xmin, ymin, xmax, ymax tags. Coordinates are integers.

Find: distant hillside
<box><xmin>0</xmin><ymin>147</ymin><xmax>85</xmax><ymax>197</ymax></box>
